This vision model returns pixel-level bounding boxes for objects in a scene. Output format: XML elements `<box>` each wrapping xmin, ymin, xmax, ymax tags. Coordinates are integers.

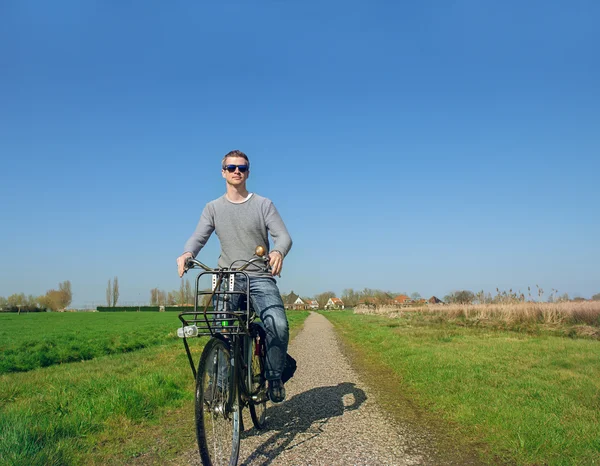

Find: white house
<box><xmin>325</xmin><ymin>297</ymin><xmax>344</xmax><ymax>310</ymax></box>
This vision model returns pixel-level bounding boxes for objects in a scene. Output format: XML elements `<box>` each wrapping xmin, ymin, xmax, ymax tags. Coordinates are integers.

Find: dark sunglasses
<box><xmin>223</xmin><ymin>164</ymin><xmax>249</xmax><ymax>173</ymax></box>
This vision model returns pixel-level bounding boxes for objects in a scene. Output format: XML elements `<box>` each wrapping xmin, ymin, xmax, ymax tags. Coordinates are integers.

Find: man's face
<box><xmin>222</xmin><ymin>156</ymin><xmax>250</xmax><ymax>187</ymax></box>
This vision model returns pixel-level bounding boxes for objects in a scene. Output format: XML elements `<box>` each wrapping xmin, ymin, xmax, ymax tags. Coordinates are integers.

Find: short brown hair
<box><xmin>222</xmin><ymin>150</ymin><xmax>250</xmax><ymax>169</ymax></box>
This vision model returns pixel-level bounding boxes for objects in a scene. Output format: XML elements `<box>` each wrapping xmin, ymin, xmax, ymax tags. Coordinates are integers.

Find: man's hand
<box><xmin>177</xmin><ymin>252</ymin><xmax>193</xmax><ymax>278</ymax></box>
<box><xmin>269</xmin><ymin>250</ymin><xmax>284</xmax><ymax>277</ymax></box>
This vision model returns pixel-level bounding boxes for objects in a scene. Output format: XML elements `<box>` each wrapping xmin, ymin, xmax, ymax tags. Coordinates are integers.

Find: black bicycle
<box><xmin>178</xmin><ymin>246</ymin><xmax>269</xmax><ymax>466</ymax></box>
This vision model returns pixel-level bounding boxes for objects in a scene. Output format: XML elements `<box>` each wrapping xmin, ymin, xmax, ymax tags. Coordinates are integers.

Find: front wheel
<box><xmin>196</xmin><ymin>337</ymin><xmax>240</xmax><ymax>465</ymax></box>
<box><xmin>247</xmin><ymin>324</ymin><xmax>267</xmax><ymax>429</ymax></box>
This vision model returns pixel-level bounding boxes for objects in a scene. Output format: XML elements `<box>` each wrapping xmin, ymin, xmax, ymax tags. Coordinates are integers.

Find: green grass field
<box><xmin>324</xmin><ymin>310</ymin><xmax>600</xmax><ymax>466</ymax></box>
<box><xmin>0</xmin><ymin>312</ymin><xmax>179</xmax><ymax>374</ymax></box>
<box><xmin>0</xmin><ymin>311</ymin><xmax>309</xmax><ymax>466</ymax></box>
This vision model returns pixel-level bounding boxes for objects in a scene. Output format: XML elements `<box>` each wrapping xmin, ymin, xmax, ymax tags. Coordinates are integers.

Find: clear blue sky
<box><xmin>1</xmin><ymin>1</ymin><xmax>598</xmax><ymax>307</ymax></box>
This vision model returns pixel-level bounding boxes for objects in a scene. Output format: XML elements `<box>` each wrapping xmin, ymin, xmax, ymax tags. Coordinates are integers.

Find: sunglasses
<box><xmin>223</xmin><ymin>164</ymin><xmax>249</xmax><ymax>173</ymax></box>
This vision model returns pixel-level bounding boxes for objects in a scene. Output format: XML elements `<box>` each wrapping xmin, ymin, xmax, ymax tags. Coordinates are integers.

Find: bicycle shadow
<box><xmin>240</xmin><ymin>382</ymin><xmax>366</xmax><ymax>466</ymax></box>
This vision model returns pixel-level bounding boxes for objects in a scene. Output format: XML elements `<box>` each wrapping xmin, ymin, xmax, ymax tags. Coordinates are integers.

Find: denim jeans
<box><xmin>217</xmin><ymin>275</ymin><xmax>289</xmax><ymax>381</ymax></box>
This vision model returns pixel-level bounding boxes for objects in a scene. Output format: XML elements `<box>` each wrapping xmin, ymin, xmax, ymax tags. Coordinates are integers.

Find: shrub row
<box><xmin>96</xmin><ymin>306</ymin><xmax>214</xmax><ymax>312</ymax></box>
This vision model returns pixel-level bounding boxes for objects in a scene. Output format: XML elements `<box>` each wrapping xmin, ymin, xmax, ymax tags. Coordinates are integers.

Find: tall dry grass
<box><xmin>355</xmin><ymin>301</ymin><xmax>600</xmax><ymax>328</ymax></box>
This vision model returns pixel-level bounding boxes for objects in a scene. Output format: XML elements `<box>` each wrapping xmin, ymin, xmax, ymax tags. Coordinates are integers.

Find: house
<box><xmin>325</xmin><ymin>297</ymin><xmax>344</xmax><ymax>310</ymax></box>
<box><xmin>282</xmin><ymin>291</ymin><xmax>299</xmax><ymax>310</ymax></box>
<box><xmin>393</xmin><ymin>294</ymin><xmax>413</xmax><ymax>306</ymax></box>
<box><xmin>307</xmin><ymin>299</ymin><xmax>319</xmax><ymax>310</ymax></box>
<box><xmin>428</xmin><ymin>296</ymin><xmax>444</xmax><ymax>304</ymax></box>
<box><xmin>293</xmin><ymin>297</ymin><xmax>308</xmax><ymax>310</ymax></box>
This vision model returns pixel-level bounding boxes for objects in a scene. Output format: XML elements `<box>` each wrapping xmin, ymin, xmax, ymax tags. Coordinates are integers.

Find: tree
<box><xmin>7</xmin><ymin>293</ymin><xmax>26</xmax><ymax>313</ymax></box>
<box><xmin>315</xmin><ymin>291</ymin><xmax>335</xmax><ymax>309</ymax></box>
<box><xmin>444</xmin><ymin>290</ymin><xmax>475</xmax><ymax>304</ymax></box>
<box><xmin>178</xmin><ymin>279</ymin><xmax>186</xmax><ymax>305</ymax></box>
<box><xmin>185</xmin><ymin>279</ymin><xmax>193</xmax><ymax>305</ymax></box>
<box><xmin>341</xmin><ymin>288</ymin><xmax>361</xmax><ymax>307</ymax></box>
<box><xmin>150</xmin><ymin>288</ymin><xmax>159</xmax><ymax>306</ymax></box>
<box><xmin>38</xmin><ymin>283</ymin><xmax>72</xmax><ymax>312</ymax></box>
<box><xmin>112</xmin><ymin>277</ymin><xmax>119</xmax><ymax>307</ymax></box>
<box><xmin>592</xmin><ymin>293</ymin><xmax>600</xmax><ymax>301</ymax></box>
<box><xmin>41</xmin><ymin>290</ymin><xmax>63</xmax><ymax>311</ymax></box>
<box><xmin>158</xmin><ymin>290</ymin><xmax>167</xmax><ymax>306</ymax></box>
<box><xmin>410</xmin><ymin>292</ymin><xmax>422</xmax><ymax>301</ymax></box>
<box><xmin>58</xmin><ymin>281</ymin><xmax>72</xmax><ymax>309</ymax></box>
<box><xmin>106</xmin><ymin>279</ymin><xmax>112</xmax><ymax>307</ymax></box>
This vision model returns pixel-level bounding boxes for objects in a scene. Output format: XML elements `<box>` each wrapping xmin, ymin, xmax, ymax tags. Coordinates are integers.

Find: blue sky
<box><xmin>1</xmin><ymin>1</ymin><xmax>598</xmax><ymax>307</ymax></box>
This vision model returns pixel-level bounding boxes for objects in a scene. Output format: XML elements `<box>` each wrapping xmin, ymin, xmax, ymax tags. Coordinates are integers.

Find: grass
<box><xmin>324</xmin><ymin>310</ymin><xmax>600</xmax><ymax>466</ymax></box>
<box><xmin>0</xmin><ymin>312</ymin><xmax>179</xmax><ymax>374</ymax></box>
<box><xmin>0</xmin><ymin>310</ymin><xmax>309</xmax><ymax>466</ymax></box>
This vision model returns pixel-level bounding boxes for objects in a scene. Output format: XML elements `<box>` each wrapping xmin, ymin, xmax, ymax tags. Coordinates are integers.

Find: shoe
<box><xmin>268</xmin><ymin>379</ymin><xmax>286</xmax><ymax>404</ymax></box>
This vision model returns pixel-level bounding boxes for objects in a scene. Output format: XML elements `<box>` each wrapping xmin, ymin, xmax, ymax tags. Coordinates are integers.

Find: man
<box><xmin>177</xmin><ymin>150</ymin><xmax>292</xmax><ymax>403</ymax></box>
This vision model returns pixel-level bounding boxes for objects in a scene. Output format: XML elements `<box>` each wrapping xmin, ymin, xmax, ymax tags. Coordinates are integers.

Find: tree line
<box><xmin>300</xmin><ymin>288</ymin><xmax>422</xmax><ymax>308</ymax></box>
<box><xmin>149</xmin><ymin>279</ymin><xmax>201</xmax><ymax>306</ymax></box>
<box><xmin>303</xmin><ymin>287</ymin><xmax>600</xmax><ymax>308</ymax></box>
<box><xmin>0</xmin><ymin>281</ymin><xmax>72</xmax><ymax>312</ymax></box>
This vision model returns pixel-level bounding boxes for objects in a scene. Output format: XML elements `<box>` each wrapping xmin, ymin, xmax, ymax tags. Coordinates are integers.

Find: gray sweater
<box><xmin>183</xmin><ymin>194</ymin><xmax>292</xmax><ymax>276</ymax></box>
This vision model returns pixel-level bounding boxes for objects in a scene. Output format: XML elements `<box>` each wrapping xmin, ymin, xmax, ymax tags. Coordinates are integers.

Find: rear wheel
<box><xmin>196</xmin><ymin>337</ymin><xmax>240</xmax><ymax>465</ymax></box>
<box><xmin>247</xmin><ymin>324</ymin><xmax>267</xmax><ymax>429</ymax></box>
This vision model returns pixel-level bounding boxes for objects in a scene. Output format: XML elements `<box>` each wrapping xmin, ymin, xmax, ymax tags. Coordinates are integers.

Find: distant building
<box><xmin>282</xmin><ymin>291</ymin><xmax>299</xmax><ymax>310</ymax></box>
<box><xmin>293</xmin><ymin>297</ymin><xmax>308</xmax><ymax>310</ymax></box>
<box><xmin>325</xmin><ymin>297</ymin><xmax>345</xmax><ymax>310</ymax></box>
<box><xmin>393</xmin><ymin>295</ymin><xmax>413</xmax><ymax>306</ymax></box>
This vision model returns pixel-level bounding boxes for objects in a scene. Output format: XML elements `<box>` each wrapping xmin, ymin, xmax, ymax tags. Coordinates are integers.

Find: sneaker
<box><xmin>268</xmin><ymin>379</ymin><xmax>286</xmax><ymax>404</ymax></box>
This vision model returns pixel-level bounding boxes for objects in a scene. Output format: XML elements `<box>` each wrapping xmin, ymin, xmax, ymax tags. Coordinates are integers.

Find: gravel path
<box><xmin>180</xmin><ymin>311</ymin><xmax>450</xmax><ymax>465</ymax></box>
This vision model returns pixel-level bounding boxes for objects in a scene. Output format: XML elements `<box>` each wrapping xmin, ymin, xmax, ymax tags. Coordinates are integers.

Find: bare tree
<box><xmin>185</xmin><ymin>280</ymin><xmax>193</xmax><ymax>305</ymax></box>
<box><xmin>178</xmin><ymin>279</ymin><xmax>186</xmax><ymax>305</ymax></box>
<box><xmin>341</xmin><ymin>288</ymin><xmax>361</xmax><ymax>307</ymax></box>
<box><xmin>150</xmin><ymin>288</ymin><xmax>159</xmax><ymax>306</ymax></box>
<box><xmin>8</xmin><ymin>293</ymin><xmax>26</xmax><ymax>314</ymax></box>
<box><xmin>59</xmin><ymin>281</ymin><xmax>72</xmax><ymax>308</ymax></box>
<box><xmin>315</xmin><ymin>291</ymin><xmax>335</xmax><ymax>309</ymax></box>
<box><xmin>112</xmin><ymin>276</ymin><xmax>119</xmax><ymax>307</ymax></box>
<box><xmin>106</xmin><ymin>279</ymin><xmax>112</xmax><ymax>307</ymax></box>
<box><xmin>410</xmin><ymin>292</ymin><xmax>421</xmax><ymax>301</ymax></box>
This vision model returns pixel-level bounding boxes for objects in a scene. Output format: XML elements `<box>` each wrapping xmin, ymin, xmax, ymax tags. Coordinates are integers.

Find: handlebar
<box><xmin>184</xmin><ymin>253</ymin><xmax>270</xmax><ymax>274</ymax></box>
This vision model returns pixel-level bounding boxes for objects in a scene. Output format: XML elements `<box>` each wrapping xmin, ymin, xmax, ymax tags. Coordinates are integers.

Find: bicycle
<box><xmin>177</xmin><ymin>246</ymin><xmax>270</xmax><ymax>466</ymax></box>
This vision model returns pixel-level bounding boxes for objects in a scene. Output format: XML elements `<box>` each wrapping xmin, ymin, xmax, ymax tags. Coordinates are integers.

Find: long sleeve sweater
<box><xmin>183</xmin><ymin>193</ymin><xmax>292</xmax><ymax>277</ymax></box>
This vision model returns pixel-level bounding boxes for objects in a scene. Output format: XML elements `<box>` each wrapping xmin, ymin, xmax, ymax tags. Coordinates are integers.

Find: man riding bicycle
<box><xmin>177</xmin><ymin>150</ymin><xmax>292</xmax><ymax>403</ymax></box>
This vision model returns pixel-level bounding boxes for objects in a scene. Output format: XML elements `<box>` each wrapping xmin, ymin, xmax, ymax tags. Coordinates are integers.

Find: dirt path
<box><xmin>176</xmin><ymin>311</ymin><xmax>465</xmax><ymax>465</ymax></box>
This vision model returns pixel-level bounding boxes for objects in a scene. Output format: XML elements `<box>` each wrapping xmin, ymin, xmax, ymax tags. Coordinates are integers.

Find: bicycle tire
<box><xmin>247</xmin><ymin>324</ymin><xmax>267</xmax><ymax>429</ymax></box>
<box><xmin>196</xmin><ymin>337</ymin><xmax>241</xmax><ymax>465</ymax></box>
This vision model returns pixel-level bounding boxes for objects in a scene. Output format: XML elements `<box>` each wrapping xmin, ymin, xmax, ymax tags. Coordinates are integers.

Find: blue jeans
<box><xmin>217</xmin><ymin>275</ymin><xmax>289</xmax><ymax>381</ymax></box>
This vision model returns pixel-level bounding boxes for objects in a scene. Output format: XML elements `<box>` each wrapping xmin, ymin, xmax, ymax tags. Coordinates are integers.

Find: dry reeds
<box><xmin>355</xmin><ymin>301</ymin><xmax>600</xmax><ymax>327</ymax></box>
